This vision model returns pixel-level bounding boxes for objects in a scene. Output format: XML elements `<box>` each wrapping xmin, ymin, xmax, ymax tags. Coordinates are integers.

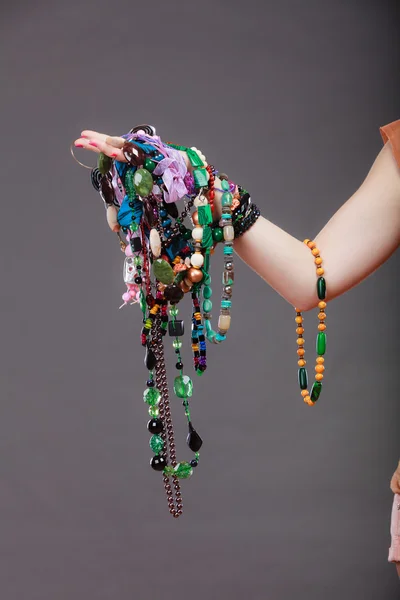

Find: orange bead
<box><xmin>301</xmin><ymin>389</ymin><xmax>309</xmax><ymax>397</ymax></box>
<box><xmin>311</xmin><ymin>247</ymin><xmax>320</xmax><ymax>256</ymax></box>
<box><xmin>316</xmin><ymin>357</ymin><xmax>325</xmax><ymax>364</ymax></box>
<box><xmin>303</xmin><ymin>239</ymin><xmax>311</xmax><ymax>246</ymax></box>
<box><xmin>295</xmin><ymin>316</ymin><xmax>303</xmax><ymax>324</ymax></box>
<box><xmin>298</xmin><ymin>359</ymin><xmax>306</xmax><ymax>367</ymax></box>
<box><xmin>304</xmin><ymin>396</ymin><xmax>313</xmax><ymax>405</ymax></box>
<box><xmin>316</xmin><ymin>268</ymin><xmax>325</xmax><ymax>276</ymax></box>
<box><xmin>307</xmin><ymin>241</ymin><xmax>316</xmax><ymax>249</ymax></box>
<box><xmin>318</xmin><ymin>323</ymin><xmax>327</xmax><ymax>331</ymax></box>
<box><xmin>318</xmin><ymin>312</ymin><xmax>326</xmax><ymax>320</ymax></box>
<box><xmin>297</xmin><ymin>348</ymin><xmax>305</xmax><ymax>356</ymax></box>
<box><xmin>315</xmin><ymin>257</ymin><xmax>323</xmax><ymax>265</ymax></box>
<box><xmin>192</xmin><ymin>211</ymin><xmax>199</xmax><ymax>226</ymax></box>
<box><xmin>297</xmin><ymin>338</ymin><xmax>305</xmax><ymax>345</ymax></box>
<box><xmin>296</xmin><ymin>327</ymin><xmax>304</xmax><ymax>335</ymax></box>
<box><xmin>318</xmin><ymin>301</ymin><xmax>327</xmax><ymax>309</ymax></box>
<box><xmin>315</xmin><ymin>373</ymin><xmax>324</xmax><ymax>381</ymax></box>
<box><xmin>315</xmin><ymin>364</ymin><xmax>325</xmax><ymax>373</ymax></box>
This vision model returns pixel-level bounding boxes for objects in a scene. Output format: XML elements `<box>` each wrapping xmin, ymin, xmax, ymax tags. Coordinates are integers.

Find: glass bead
<box><xmin>168</xmin><ymin>320</ymin><xmax>184</xmax><ymax>337</ymax></box>
<box><xmin>317</xmin><ymin>277</ymin><xmax>326</xmax><ymax>300</ymax></box>
<box><xmin>143</xmin><ymin>387</ymin><xmax>161</xmax><ymax>406</ymax></box>
<box><xmin>149</xmin><ymin>434</ymin><xmax>164</xmax><ymax>454</ymax></box>
<box><xmin>193</xmin><ymin>168</ymin><xmax>208</xmax><ymax>188</ymax></box>
<box><xmin>148</xmin><ymin>406</ymin><xmax>160</xmax><ymax>418</ymax></box>
<box><xmin>147</xmin><ymin>418</ymin><xmax>163</xmax><ymax>434</ymax></box>
<box><xmin>150</xmin><ymin>455</ymin><xmax>166</xmax><ymax>471</ymax></box>
<box><xmin>187</xmin><ymin>423</ymin><xmax>203</xmax><ymax>452</ymax></box>
<box><xmin>316</xmin><ymin>332</ymin><xmax>326</xmax><ymax>355</ymax></box>
<box><xmin>174</xmin><ymin>462</ymin><xmax>193</xmax><ymax>479</ymax></box>
<box><xmin>169</xmin><ymin>306</ymin><xmax>179</xmax><ymax>317</ymax></box>
<box><xmin>186</xmin><ymin>148</ymin><xmax>204</xmax><ymax>168</ymax></box>
<box><xmin>98</xmin><ymin>152</ymin><xmax>112</xmax><ymax>175</ymax></box>
<box><xmin>173</xmin><ymin>340</ymin><xmax>182</xmax><ymax>350</ymax></box>
<box><xmin>144</xmin><ymin>158</ymin><xmax>156</xmax><ymax>172</ymax></box>
<box><xmin>133</xmin><ymin>256</ymin><xmax>143</xmax><ymax>267</ymax></box>
<box><xmin>222</xmin><ymin>271</ymin><xmax>234</xmax><ymax>286</ymax></box>
<box><xmin>174</xmin><ymin>375</ymin><xmax>193</xmax><ymax>398</ymax></box>
<box><xmin>133</xmin><ymin>168</ymin><xmax>153</xmax><ymax>197</ymax></box>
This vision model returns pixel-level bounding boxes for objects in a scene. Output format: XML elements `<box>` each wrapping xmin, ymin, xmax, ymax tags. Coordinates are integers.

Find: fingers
<box><xmin>390</xmin><ymin>474</ymin><xmax>400</xmax><ymax>494</ymax></box>
<box><xmin>74</xmin><ymin>133</ymin><xmax>126</xmax><ymax>162</ymax></box>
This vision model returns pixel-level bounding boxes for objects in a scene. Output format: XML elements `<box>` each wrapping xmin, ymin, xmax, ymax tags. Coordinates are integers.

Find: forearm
<box><xmin>234</xmin><ymin>143</ymin><xmax>400</xmax><ymax>310</ymax></box>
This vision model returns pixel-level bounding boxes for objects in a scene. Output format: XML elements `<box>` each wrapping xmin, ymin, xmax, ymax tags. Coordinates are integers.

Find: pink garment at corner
<box><xmin>389</xmin><ymin>494</ymin><xmax>400</xmax><ymax>563</ymax></box>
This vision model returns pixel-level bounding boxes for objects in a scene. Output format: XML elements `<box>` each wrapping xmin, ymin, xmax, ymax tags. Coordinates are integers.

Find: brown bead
<box><xmin>192</xmin><ymin>211</ymin><xmax>199</xmax><ymax>226</ymax></box>
<box><xmin>187</xmin><ymin>267</ymin><xmax>204</xmax><ymax>283</ymax></box>
<box><xmin>122</xmin><ymin>141</ymin><xmax>146</xmax><ymax>166</ymax></box>
<box><xmin>179</xmin><ymin>280</ymin><xmax>192</xmax><ymax>293</ymax></box>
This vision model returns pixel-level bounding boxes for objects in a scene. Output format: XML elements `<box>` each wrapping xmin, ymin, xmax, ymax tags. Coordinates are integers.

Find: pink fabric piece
<box><xmin>389</xmin><ymin>494</ymin><xmax>400</xmax><ymax>563</ymax></box>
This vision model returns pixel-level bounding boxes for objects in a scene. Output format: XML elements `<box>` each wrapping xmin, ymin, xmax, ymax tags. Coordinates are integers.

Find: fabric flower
<box><xmin>154</xmin><ymin>150</ymin><xmax>188</xmax><ymax>203</ymax></box>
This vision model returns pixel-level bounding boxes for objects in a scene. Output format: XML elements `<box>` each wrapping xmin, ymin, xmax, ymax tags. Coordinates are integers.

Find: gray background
<box><xmin>0</xmin><ymin>0</ymin><xmax>399</xmax><ymax>598</ymax></box>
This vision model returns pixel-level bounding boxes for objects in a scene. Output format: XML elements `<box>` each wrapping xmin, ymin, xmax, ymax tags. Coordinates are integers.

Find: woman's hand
<box><xmin>74</xmin><ymin>130</ymin><xmax>127</xmax><ymax>162</ymax></box>
<box><xmin>390</xmin><ymin>461</ymin><xmax>400</xmax><ymax>494</ymax></box>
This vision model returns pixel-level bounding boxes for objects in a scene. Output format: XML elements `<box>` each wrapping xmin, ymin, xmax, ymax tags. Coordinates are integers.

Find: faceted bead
<box><xmin>310</xmin><ymin>381</ymin><xmax>322</xmax><ymax>402</ymax></box>
<box><xmin>174</xmin><ymin>461</ymin><xmax>193</xmax><ymax>479</ymax></box>
<box><xmin>143</xmin><ymin>387</ymin><xmax>161</xmax><ymax>406</ymax></box>
<box><xmin>98</xmin><ymin>152</ymin><xmax>112</xmax><ymax>175</ymax></box>
<box><xmin>174</xmin><ymin>375</ymin><xmax>193</xmax><ymax>398</ymax></box>
<box><xmin>133</xmin><ymin>168</ymin><xmax>154</xmax><ymax>197</ymax></box>
<box><xmin>169</xmin><ymin>306</ymin><xmax>179</xmax><ymax>317</ymax></box>
<box><xmin>173</xmin><ymin>339</ymin><xmax>182</xmax><ymax>350</ymax></box>
<box><xmin>147</xmin><ymin>418</ymin><xmax>164</xmax><ymax>434</ymax></box>
<box><xmin>100</xmin><ymin>176</ymin><xmax>115</xmax><ymax>206</ymax></box>
<box><xmin>298</xmin><ymin>367</ymin><xmax>308</xmax><ymax>390</ymax></box>
<box><xmin>146</xmin><ymin>379</ymin><xmax>155</xmax><ymax>387</ymax></box>
<box><xmin>187</xmin><ymin>422</ymin><xmax>203</xmax><ymax>452</ymax></box>
<box><xmin>316</xmin><ymin>332</ymin><xmax>326</xmax><ymax>355</ymax></box>
<box><xmin>218</xmin><ymin>314</ymin><xmax>231</xmax><ymax>332</ymax></box>
<box><xmin>203</xmin><ymin>286</ymin><xmax>212</xmax><ymax>299</ymax></box>
<box><xmin>150</xmin><ymin>455</ymin><xmax>166</xmax><ymax>471</ymax></box>
<box><xmin>169</xmin><ymin>320</ymin><xmax>184</xmax><ymax>337</ymax></box>
<box><xmin>212</xmin><ymin>227</ymin><xmax>224</xmax><ymax>242</ymax></box>
<box><xmin>148</xmin><ymin>406</ymin><xmax>160</xmax><ymax>418</ymax></box>
<box><xmin>193</xmin><ymin>168</ymin><xmax>208</xmax><ymax>188</ymax></box>
<box><xmin>203</xmin><ymin>299</ymin><xmax>212</xmax><ymax>313</ymax></box>
<box><xmin>164</xmin><ymin>284</ymin><xmax>184</xmax><ymax>304</ymax></box>
<box><xmin>144</xmin><ymin>158</ymin><xmax>156</xmax><ymax>172</ymax></box>
<box><xmin>223</xmin><ymin>225</ymin><xmax>235</xmax><ymax>241</ymax></box>
<box><xmin>144</xmin><ymin>346</ymin><xmax>157</xmax><ymax>370</ymax></box>
<box><xmin>221</xmin><ymin>192</ymin><xmax>233</xmax><ymax>207</ymax></box>
<box><xmin>164</xmin><ymin>201</ymin><xmax>179</xmax><ymax>219</ymax></box>
<box><xmin>152</xmin><ymin>259</ymin><xmax>175</xmax><ymax>285</ymax></box>
<box><xmin>317</xmin><ymin>277</ymin><xmax>326</xmax><ymax>300</ymax></box>
<box><xmin>149</xmin><ymin>434</ymin><xmax>164</xmax><ymax>454</ymax></box>
<box><xmin>123</xmin><ymin>141</ymin><xmax>146</xmax><ymax>166</ymax></box>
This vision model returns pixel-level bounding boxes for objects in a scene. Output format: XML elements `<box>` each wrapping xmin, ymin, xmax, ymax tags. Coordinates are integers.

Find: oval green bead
<box><xmin>143</xmin><ymin>387</ymin><xmax>161</xmax><ymax>406</ymax></box>
<box><xmin>133</xmin><ymin>168</ymin><xmax>153</xmax><ymax>197</ymax></box>
<box><xmin>203</xmin><ymin>286</ymin><xmax>212</xmax><ymax>299</ymax></box>
<box><xmin>221</xmin><ymin>179</ymin><xmax>230</xmax><ymax>191</ymax></box>
<box><xmin>174</xmin><ymin>461</ymin><xmax>193</xmax><ymax>479</ymax></box>
<box><xmin>173</xmin><ymin>375</ymin><xmax>193</xmax><ymax>398</ymax></box>
<box><xmin>221</xmin><ymin>192</ymin><xmax>233</xmax><ymax>207</ymax></box>
<box><xmin>310</xmin><ymin>381</ymin><xmax>322</xmax><ymax>402</ymax></box>
<box><xmin>152</xmin><ymin>259</ymin><xmax>175</xmax><ymax>285</ymax></box>
<box><xmin>298</xmin><ymin>367</ymin><xmax>308</xmax><ymax>390</ymax></box>
<box><xmin>149</xmin><ymin>434</ymin><xmax>164</xmax><ymax>454</ymax></box>
<box><xmin>317</xmin><ymin>277</ymin><xmax>326</xmax><ymax>300</ymax></box>
<box><xmin>144</xmin><ymin>158</ymin><xmax>156</xmax><ymax>172</ymax></box>
<box><xmin>98</xmin><ymin>152</ymin><xmax>112</xmax><ymax>175</ymax></box>
<box><xmin>212</xmin><ymin>227</ymin><xmax>223</xmax><ymax>242</ymax></box>
<box><xmin>203</xmin><ymin>299</ymin><xmax>213</xmax><ymax>312</ymax></box>
<box><xmin>316</xmin><ymin>332</ymin><xmax>326</xmax><ymax>355</ymax></box>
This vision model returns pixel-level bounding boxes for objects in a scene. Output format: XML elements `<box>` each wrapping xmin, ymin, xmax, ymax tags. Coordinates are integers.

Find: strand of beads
<box><xmin>295</xmin><ymin>239</ymin><xmax>327</xmax><ymax>406</ymax></box>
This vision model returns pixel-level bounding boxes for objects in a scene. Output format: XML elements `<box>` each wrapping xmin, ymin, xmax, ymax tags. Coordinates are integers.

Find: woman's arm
<box><xmin>234</xmin><ymin>142</ymin><xmax>400</xmax><ymax>310</ymax></box>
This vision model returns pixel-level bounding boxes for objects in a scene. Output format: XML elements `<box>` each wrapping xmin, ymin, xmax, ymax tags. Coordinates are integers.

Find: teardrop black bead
<box><xmin>100</xmin><ymin>175</ymin><xmax>115</xmax><ymax>206</ymax></box>
<box><xmin>163</xmin><ymin>200</ymin><xmax>179</xmax><ymax>219</ymax></box>
<box><xmin>147</xmin><ymin>418</ymin><xmax>164</xmax><ymax>434</ymax></box>
<box><xmin>150</xmin><ymin>455</ymin><xmax>166</xmax><ymax>471</ymax></box>
<box><xmin>145</xmin><ymin>346</ymin><xmax>157</xmax><ymax>370</ymax></box>
<box><xmin>187</xmin><ymin>422</ymin><xmax>203</xmax><ymax>452</ymax></box>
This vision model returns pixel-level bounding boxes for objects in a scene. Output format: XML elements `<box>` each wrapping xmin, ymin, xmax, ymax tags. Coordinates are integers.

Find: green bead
<box><xmin>203</xmin><ymin>286</ymin><xmax>212</xmax><ymax>299</ymax></box>
<box><xmin>149</xmin><ymin>406</ymin><xmax>160</xmax><ymax>418</ymax></box>
<box><xmin>133</xmin><ymin>256</ymin><xmax>143</xmax><ymax>267</ymax></box>
<box><xmin>144</xmin><ymin>158</ymin><xmax>156</xmax><ymax>172</ymax></box>
<box><xmin>212</xmin><ymin>227</ymin><xmax>223</xmax><ymax>242</ymax></box>
<box><xmin>149</xmin><ymin>434</ymin><xmax>164</xmax><ymax>454</ymax></box>
<box><xmin>202</xmin><ymin>226</ymin><xmax>213</xmax><ymax>250</ymax></box>
<box><xmin>221</xmin><ymin>179</ymin><xmax>230</xmax><ymax>191</ymax></box>
<box><xmin>186</xmin><ymin>148</ymin><xmax>204</xmax><ymax>167</ymax></box>
<box><xmin>163</xmin><ymin>466</ymin><xmax>175</xmax><ymax>476</ymax></box>
<box><xmin>98</xmin><ymin>152</ymin><xmax>112</xmax><ymax>175</ymax></box>
<box><xmin>221</xmin><ymin>192</ymin><xmax>233</xmax><ymax>207</ymax></box>
<box><xmin>152</xmin><ymin>259</ymin><xmax>175</xmax><ymax>285</ymax></box>
<box><xmin>198</xmin><ymin>205</ymin><xmax>213</xmax><ymax>226</ymax></box>
<box><xmin>193</xmin><ymin>168</ymin><xmax>208</xmax><ymax>188</ymax></box>
<box><xmin>317</xmin><ymin>277</ymin><xmax>326</xmax><ymax>300</ymax></box>
<box><xmin>133</xmin><ymin>168</ymin><xmax>153</xmax><ymax>197</ymax></box>
<box><xmin>310</xmin><ymin>381</ymin><xmax>322</xmax><ymax>402</ymax></box>
<box><xmin>174</xmin><ymin>375</ymin><xmax>193</xmax><ymax>398</ymax></box>
<box><xmin>131</xmin><ymin>222</ymin><xmax>139</xmax><ymax>232</ymax></box>
<box><xmin>169</xmin><ymin>306</ymin><xmax>179</xmax><ymax>317</ymax></box>
<box><xmin>182</xmin><ymin>227</ymin><xmax>192</xmax><ymax>240</ymax></box>
<box><xmin>203</xmin><ymin>299</ymin><xmax>212</xmax><ymax>312</ymax></box>
<box><xmin>173</xmin><ymin>339</ymin><xmax>182</xmax><ymax>350</ymax></box>
<box><xmin>174</xmin><ymin>461</ymin><xmax>193</xmax><ymax>479</ymax></box>
<box><xmin>316</xmin><ymin>332</ymin><xmax>326</xmax><ymax>355</ymax></box>
<box><xmin>143</xmin><ymin>387</ymin><xmax>161</xmax><ymax>406</ymax></box>
<box><xmin>298</xmin><ymin>367</ymin><xmax>308</xmax><ymax>390</ymax></box>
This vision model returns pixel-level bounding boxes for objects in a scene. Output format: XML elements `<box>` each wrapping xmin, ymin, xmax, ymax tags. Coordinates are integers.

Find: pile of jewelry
<box><xmin>86</xmin><ymin>125</ymin><xmax>256</xmax><ymax>517</ymax></box>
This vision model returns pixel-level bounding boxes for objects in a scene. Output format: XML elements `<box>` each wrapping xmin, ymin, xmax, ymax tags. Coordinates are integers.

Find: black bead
<box><xmin>190</xmin><ymin>460</ymin><xmax>198</xmax><ymax>468</ymax></box>
<box><xmin>131</xmin><ymin>237</ymin><xmax>142</xmax><ymax>252</ymax></box>
<box><xmin>134</xmin><ymin>276</ymin><xmax>142</xmax><ymax>284</ymax></box>
<box><xmin>175</xmin><ymin>362</ymin><xmax>183</xmax><ymax>370</ymax></box>
<box><xmin>147</xmin><ymin>418</ymin><xmax>164</xmax><ymax>434</ymax></box>
<box><xmin>168</xmin><ymin>319</ymin><xmax>184</xmax><ymax>337</ymax></box>
<box><xmin>164</xmin><ymin>284</ymin><xmax>184</xmax><ymax>305</ymax></box>
<box><xmin>146</xmin><ymin>379</ymin><xmax>155</xmax><ymax>387</ymax></box>
<box><xmin>150</xmin><ymin>455</ymin><xmax>166</xmax><ymax>471</ymax></box>
<box><xmin>163</xmin><ymin>200</ymin><xmax>179</xmax><ymax>219</ymax></box>
<box><xmin>145</xmin><ymin>346</ymin><xmax>157</xmax><ymax>370</ymax></box>
<box><xmin>187</xmin><ymin>422</ymin><xmax>203</xmax><ymax>452</ymax></box>
<box><xmin>175</xmin><ymin>349</ymin><xmax>180</xmax><ymax>354</ymax></box>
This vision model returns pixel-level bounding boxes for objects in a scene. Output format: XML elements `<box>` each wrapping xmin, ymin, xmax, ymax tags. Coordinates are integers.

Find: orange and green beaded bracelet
<box><xmin>295</xmin><ymin>239</ymin><xmax>327</xmax><ymax>406</ymax></box>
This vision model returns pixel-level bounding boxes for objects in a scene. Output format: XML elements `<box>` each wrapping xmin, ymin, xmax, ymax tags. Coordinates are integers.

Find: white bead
<box><xmin>192</xmin><ymin>227</ymin><xmax>203</xmax><ymax>241</ymax></box>
<box><xmin>150</xmin><ymin>228</ymin><xmax>161</xmax><ymax>258</ymax></box>
<box><xmin>223</xmin><ymin>225</ymin><xmax>235</xmax><ymax>241</ymax></box>
<box><xmin>106</xmin><ymin>205</ymin><xmax>120</xmax><ymax>232</ymax></box>
<box><xmin>218</xmin><ymin>314</ymin><xmax>231</xmax><ymax>332</ymax></box>
<box><xmin>190</xmin><ymin>253</ymin><xmax>204</xmax><ymax>268</ymax></box>
<box><xmin>123</xmin><ymin>257</ymin><xmax>136</xmax><ymax>284</ymax></box>
<box><xmin>193</xmin><ymin>194</ymin><xmax>208</xmax><ymax>207</ymax></box>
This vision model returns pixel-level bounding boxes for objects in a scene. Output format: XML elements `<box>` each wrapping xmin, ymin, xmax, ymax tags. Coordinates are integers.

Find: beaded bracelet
<box><xmin>295</xmin><ymin>239</ymin><xmax>327</xmax><ymax>406</ymax></box>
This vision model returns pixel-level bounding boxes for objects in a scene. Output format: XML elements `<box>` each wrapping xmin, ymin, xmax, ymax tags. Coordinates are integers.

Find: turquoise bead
<box><xmin>221</xmin><ymin>192</ymin><xmax>233</xmax><ymax>207</ymax></box>
<box><xmin>203</xmin><ymin>299</ymin><xmax>213</xmax><ymax>312</ymax></box>
<box><xmin>193</xmin><ymin>168</ymin><xmax>208</xmax><ymax>188</ymax></box>
<box><xmin>203</xmin><ymin>286</ymin><xmax>212</xmax><ymax>299</ymax></box>
<box><xmin>221</xmin><ymin>179</ymin><xmax>230</xmax><ymax>191</ymax></box>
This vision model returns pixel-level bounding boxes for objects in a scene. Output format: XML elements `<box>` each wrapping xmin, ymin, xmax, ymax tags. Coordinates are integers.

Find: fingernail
<box><xmin>89</xmin><ymin>141</ymin><xmax>98</xmax><ymax>147</ymax></box>
<box><xmin>111</xmin><ymin>153</ymin><xmax>118</xmax><ymax>158</ymax></box>
<box><xmin>75</xmin><ymin>143</ymin><xmax>84</xmax><ymax>148</ymax></box>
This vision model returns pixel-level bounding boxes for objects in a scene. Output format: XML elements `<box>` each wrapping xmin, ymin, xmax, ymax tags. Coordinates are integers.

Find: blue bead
<box><xmin>160</xmin><ymin>209</ymin><xmax>168</xmax><ymax>217</ymax></box>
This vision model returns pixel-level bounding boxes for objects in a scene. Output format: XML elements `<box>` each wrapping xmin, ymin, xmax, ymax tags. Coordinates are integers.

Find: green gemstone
<box><xmin>173</xmin><ymin>339</ymin><xmax>182</xmax><ymax>350</ymax></box>
<box><xmin>174</xmin><ymin>462</ymin><xmax>193</xmax><ymax>479</ymax></box>
<box><xmin>186</xmin><ymin>148</ymin><xmax>204</xmax><ymax>168</ymax></box>
<box><xmin>163</xmin><ymin>465</ymin><xmax>175</xmax><ymax>476</ymax></box>
<box><xmin>144</xmin><ymin>158</ymin><xmax>156</xmax><ymax>172</ymax></box>
<box><xmin>98</xmin><ymin>152</ymin><xmax>112</xmax><ymax>175</ymax></box>
<box><xmin>203</xmin><ymin>286</ymin><xmax>212</xmax><ymax>299</ymax></box>
<box><xmin>143</xmin><ymin>387</ymin><xmax>161</xmax><ymax>406</ymax></box>
<box><xmin>193</xmin><ymin>168</ymin><xmax>208</xmax><ymax>188</ymax></box>
<box><xmin>133</xmin><ymin>168</ymin><xmax>153</xmax><ymax>197</ymax></box>
<box><xmin>148</xmin><ymin>406</ymin><xmax>160</xmax><ymax>418</ymax></box>
<box><xmin>169</xmin><ymin>306</ymin><xmax>179</xmax><ymax>317</ymax></box>
<box><xmin>298</xmin><ymin>367</ymin><xmax>308</xmax><ymax>390</ymax></box>
<box><xmin>316</xmin><ymin>332</ymin><xmax>326</xmax><ymax>355</ymax></box>
<box><xmin>149</xmin><ymin>434</ymin><xmax>164</xmax><ymax>454</ymax></box>
<box><xmin>212</xmin><ymin>227</ymin><xmax>223</xmax><ymax>242</ymax></box>
<box><xmin>152</xmin><ymin>259</ymin><xmax>175</xmax><ymax>285</ymax></box>
<box><xmin>317</xmin><ymin>277</ymin><xmax>326</xmax><ymax>300</ymax></box>
<box><xmin>182</xmin><ymin>227</ymin><xmax>193</xmax><ymax>240</ymax></box>
<box><xmin>203</xmin><ymin>299</ymin><xmax>212</xmax><ymax>312</ymax></box>
<box><xmin>198</xmin><ymin>205</ymin><xmax>213</xmax><ymax>225</ymax></box>
<box><xmin>221</xmin><ymin>192</ymin><xmax>233</xmax><ymax>207</ymax></box>
<box><xmin>310</xmin><ymin>381</ymin><xmax>322</xmax><ymax>402</ymax></box>
<box><xmin>221</xmin><ymin>179</ymin><xmax>230</xmax><ymax>191</ymax></box>
<box><xmin>131</xmin><ymin>222</ymin><xmax>139</xmax><ymax>232</ymax></box>
<box><xmin>202</xmin><ymin>226</ymin><xmax>213</xmax><ymax>250</ymax></box>
<box><xmin>174</xmin><ymin>375</ymin><xmax>193</xmax><ymax>398</ymax></box>
<box><xmin>124</xmin><ymin>170</ymin><xmax>136</xmax><ymax>201</ymax></box>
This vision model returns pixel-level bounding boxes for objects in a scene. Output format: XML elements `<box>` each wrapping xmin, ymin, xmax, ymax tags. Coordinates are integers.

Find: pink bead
<box><xmin>122</xmin><ymin>292</ymin><xmax>130</xmax><ymax>303</ymax></box>
<box><xmin>125</xmin><ymin>245</ymin><xmax>133</xmax><ymax>257</ymax></box>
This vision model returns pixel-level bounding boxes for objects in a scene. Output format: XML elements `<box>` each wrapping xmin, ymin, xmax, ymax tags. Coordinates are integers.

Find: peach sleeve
<box><xmin>380</xmin><ymin>119</ymin><xmax>400</xmax><ymax>168</ymax></box>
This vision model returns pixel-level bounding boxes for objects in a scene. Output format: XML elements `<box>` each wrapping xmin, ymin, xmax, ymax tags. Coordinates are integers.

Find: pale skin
<box><xmin>74</xmin><ymin>129</ymin><xmax>400</xmax><ymax>510</ymax></box>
